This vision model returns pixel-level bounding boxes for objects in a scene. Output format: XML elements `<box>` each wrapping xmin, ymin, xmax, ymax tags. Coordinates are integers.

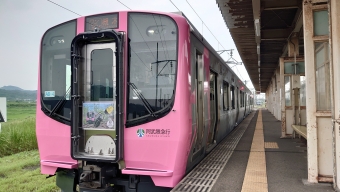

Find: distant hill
<box><xmin>0</xmin><ymin>85</ymin><xmax>23</xmax><ymax>91</ymax></box>
<box><xmin>0</xmin><ymin>86</ymin><xmax>36</xmax><ymax>101</ymax></box>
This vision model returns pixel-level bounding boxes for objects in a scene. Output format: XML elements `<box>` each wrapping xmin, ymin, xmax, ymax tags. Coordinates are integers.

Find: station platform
<box><xmin>172</xmin><ymin>109</ymin><xmax>334</xmax><ymax>192</ymax></box>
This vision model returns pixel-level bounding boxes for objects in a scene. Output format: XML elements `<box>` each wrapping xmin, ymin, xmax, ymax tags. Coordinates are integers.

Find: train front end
<box><xmin>37</xmin><ymin>11</ymin><xmax>191</xmax><ymax>192</ymax></box>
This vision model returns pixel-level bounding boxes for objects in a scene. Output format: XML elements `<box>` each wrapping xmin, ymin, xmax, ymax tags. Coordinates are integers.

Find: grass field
<box><xmin>0</xmin><ymin>102</ymin><xmax>59</xmax><ymax>191</ymax></box>
<box><xmin>0</xmin><ymin>118</ymin><xmax>37</xmax><ymax>157</ymax></box>
<box><xmin>5</xmin><ymin>101</ymin><xmax>36</xmax><ymax>122</ymax></box>
<box><xmin>0</xmin><ymin>150</ymin><xmax>59</xmax><ymax>192</ymax></box>
<box><xmin>0</xmin><ymin>101</ymin><xmax>37</xmax><ymax>157</ymax></box>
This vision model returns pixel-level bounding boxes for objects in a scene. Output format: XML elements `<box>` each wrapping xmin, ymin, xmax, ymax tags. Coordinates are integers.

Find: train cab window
<box><xmin>40</xmin><ymin>20</ymin><xmax>76</xmax><ymax>122</ymax></box>
<box><xmin>223</xmin><ymin>81</ymin><xmax>229</xmax><ymax>110</ymax></box>
<box><xmin>127</xmin><ymin>13</ymin><xmax>178</xmax><ymax>126</ymax></box>
<box><xmin>90</xmin><ymin>49</ymin><xmax>114</xmax><ymax>101</ymax></box>
<box><xmin>231</xmin><ymin>86</ymin><xmax>235</xmax><ymax>109</ymax></box>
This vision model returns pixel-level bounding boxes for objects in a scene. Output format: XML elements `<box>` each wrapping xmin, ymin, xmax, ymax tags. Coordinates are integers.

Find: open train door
<box><xmin>70</xmin><ymin>30</ymin><xmax>124</xmax><ymax>164</ymax></box>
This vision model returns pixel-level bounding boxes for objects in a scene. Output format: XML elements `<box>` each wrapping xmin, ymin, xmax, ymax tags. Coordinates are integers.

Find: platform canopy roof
<box><xmin>216</xmin><ymin>0</ymin><xmax>304</xmax><ymax>92</ymax></box>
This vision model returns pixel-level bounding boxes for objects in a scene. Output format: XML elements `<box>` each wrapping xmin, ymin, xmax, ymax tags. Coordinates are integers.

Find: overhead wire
<box><xmin>167</xmin><ymin>0</ymin><xmax>251</xmax><ymax>87</ymax></box>
<box><xmin>46</xmin><ymin>0</ymin><xmax>102</xmax><ymax>30</ymax></box>
<box><xmin>47</xmin><ymin>0</ymin><xmax>153</xmax><ymax>73</ymax></box>
<box><xmin>158</xmin><ymin>15</ymin><xmax>176</xmax><ymax>79</ymax></box>
<box><xmin>152</xmin><ymin>15</ymin><xmax>169</xmax><ymax>60</ymax></box>
<box><xmin>117</xmin><ymin>0</ymin><xmax>131</xmax><ymax>10</ymax></box>
<box><xmin>47</xmin><ymin>0</ymin><xmax>177</xmax><ymax>86</ymax></box>
<box><xmin>117</xmin><ymin>0</ymin><xmax>174</xmax><ymax>81</ymax></box>
<box><xmin>184</xmin><ymin>0</ymin><xmax>246</xmax><ymax>82</ymax></box>
<box><xmin>116</xmin><ymin>1</ymin><xmax>158</xmax><ymax>61</ymax></box>
<box><xmin>129</xmin><ymin>17</ymin><xmax>157</xmax><ymax>61</ymax></box>
<box><xmin>131</xmin><ymin>49</ymin><xmax>151</xmax><ymax>72</ymax></box>
<box><xmin>47</xmin><ymin>0</ymin><xmax>82</xmax><ymax>17</ymax></box>
<box><xmin>185</xmin><ymin>0</ymin><xmax>227</xmax><ymax>53</ymax></box>
<box><xmin>118</xmin><ymin>0</ymin><xmax>173</xmax><ymax>82</ymax></box>
<box><xmin>169</xmin><ymin>0</ymin><xmax>181</xmax><ymax>12</ymax></box>
<box><xmin>48</xmin><ymin>0</ymin><xmax>248</xmax><ymax>85</ymax></box>
<box><xmin>152</xmin><ymin>15</ymin><xmax>175</xmax><ymax>80</ymax></box>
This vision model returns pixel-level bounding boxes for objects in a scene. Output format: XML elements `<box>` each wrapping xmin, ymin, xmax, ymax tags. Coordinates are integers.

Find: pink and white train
<box><xmin>36</xmin><ymin>10</ymin><xmax>253</xmax><ymax>192</ymax></box>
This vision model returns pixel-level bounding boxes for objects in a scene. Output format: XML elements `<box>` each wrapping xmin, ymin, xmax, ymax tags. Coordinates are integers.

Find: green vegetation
<box><xmin>0</xmin><ymin>101</ymin><xmax>37</xmax><ymax>157</ymax></box>
<box><xmin>0</xmin><ymin>88</ymin><xmax>36</xmax><ymax>101</ymax></box>
<box><xmin>0</xmin><ymin>101</ymin><xmax>59</xmax><ymax>191</ymax></box>
<box><xmin>0</xmin><ymin>150</ymin><xmax>59</xmax><ymax>192</ymax></box>
<box><xmin>6</xmin><ymin>101</ymin><xmax>36</xmax><ymax>122</ymax></box>
<box><xmin>0</xmin><ymin>118</ymin><xmax>37</xmax><ymax>157</ymax></box>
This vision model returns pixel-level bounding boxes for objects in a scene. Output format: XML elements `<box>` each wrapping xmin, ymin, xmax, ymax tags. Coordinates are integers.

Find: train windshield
<box><xmin>40</xmin><ymin>20</ymin><xmax>76</xmax><ymax>122</ymax></box>
<box><xmin>127</xmin><ymin>13</ymin><xmax>178</xmax><ymax>125</ymax></box>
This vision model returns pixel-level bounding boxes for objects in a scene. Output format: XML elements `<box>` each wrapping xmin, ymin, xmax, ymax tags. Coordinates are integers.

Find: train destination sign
<box><xmin>85</xmin><ymin>13</ymin><xmax>118</xmax><ymax>31</ymax></box>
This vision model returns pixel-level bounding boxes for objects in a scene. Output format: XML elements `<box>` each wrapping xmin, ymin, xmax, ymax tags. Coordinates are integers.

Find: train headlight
<box><xmin>50</xmin><ymin>36</ymin><xmax>65</xmax><ymax>46</ymax></box>
<box><xmin>146</xmin><ymin>25</ymin><xmax>166</xmax><ymax>36</ymax></box>
<box><xmin>147</xmin><ymin>29</ymin><xmax>155</xmax><ymax>35</ymax></box>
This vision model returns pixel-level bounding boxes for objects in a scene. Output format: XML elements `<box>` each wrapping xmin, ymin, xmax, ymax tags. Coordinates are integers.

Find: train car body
<box><xmin>37</xmin><ymin>10</ymin><xmax>253</xmax><ymax>192</ymax></box>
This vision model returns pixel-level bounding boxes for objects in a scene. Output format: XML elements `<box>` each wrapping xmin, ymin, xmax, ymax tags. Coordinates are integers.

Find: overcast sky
<box><xmin>0</xmin><ymin>0</ymin><xmax>253</xmax><ymax>90</ymax></box>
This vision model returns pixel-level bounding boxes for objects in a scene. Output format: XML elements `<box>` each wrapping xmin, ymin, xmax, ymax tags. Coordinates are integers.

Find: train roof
<box><xmin>172</xmin><ymin>11</ymin><xmax>252</xmax><ymax>93</ymax></box>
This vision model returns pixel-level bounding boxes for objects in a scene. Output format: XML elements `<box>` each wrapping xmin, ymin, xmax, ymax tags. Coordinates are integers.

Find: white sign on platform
<box><xmin>0</xmin><ymin>97</ymin><xmax>6</xmax><ymax>133</ymax></box>
<box><xmin>0</xmin><ymin>97</ymin><xmax>7</xmax><ymax>122</ymax></box>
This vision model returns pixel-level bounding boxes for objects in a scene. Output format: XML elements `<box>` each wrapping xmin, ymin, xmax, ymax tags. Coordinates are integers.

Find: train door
<box><xmin>235</xmin><ymin>87</ymin><xmax>240</xmax><ymax>125</ymax></box>
<box><xmin>207</xmin><ymin>71</ymin><xmax>217</xmax><ymax>147</ymax></box>
<box><xmin>192</xmin><ymin>50</ymin><xmax>204</xmax><ymax>159</ymax></box>
<box><xmin>72</xmin><ymin>42</ymin><xmax>119</xmax><ymax>161</ymax></box>
<box><xmin>231</xmin><ymin>85</ymin><xmax>235</xmax><ymax>110</ymax></box>
<box><xmin>245</xmin><ymin>94</ymin><xmax>248</xmax><ymax>116</ymax></box>
<box><xmin>87</xmin><ymin>44</ymin><xmax>115</xmax><ymax>102</ymax></box>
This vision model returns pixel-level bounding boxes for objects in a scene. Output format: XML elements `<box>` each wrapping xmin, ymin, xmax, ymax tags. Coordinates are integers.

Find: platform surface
<box><xmin>172</xmin><ymin>109</ymin><xmax>334</xmax><ymax>192</ymax></box>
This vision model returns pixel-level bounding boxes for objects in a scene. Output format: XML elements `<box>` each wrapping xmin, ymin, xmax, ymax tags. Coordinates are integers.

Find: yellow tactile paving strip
<box><xmin>265</xmin><ymin>142</ymin><xmax>279</xmax><ymax>149</ymax></box>
<box><xmin>241</xmin><ymin>110</ymin><xmax>268</xmax><ymax>192</ymax></box>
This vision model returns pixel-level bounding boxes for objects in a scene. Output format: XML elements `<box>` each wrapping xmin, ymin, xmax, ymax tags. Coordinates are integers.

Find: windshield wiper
<box><xmin>151</xmin><ymin>60</ymin><xmax>176</xmax><ymax>76</ymax></box>
<box><xmin>49</xmin><ymin>86</ymin><xmax>71</xmax><ymax>117</ymax></box>
<box><xmin>128</xmin><ymin>82</ymin><xmax>156</xmax><ymax>117</ymax></box>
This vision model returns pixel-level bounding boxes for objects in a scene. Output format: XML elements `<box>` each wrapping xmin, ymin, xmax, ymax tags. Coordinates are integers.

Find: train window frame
<box><xmin>126</xmin><ymin>12</ymin><xmax>179</xmax><ymax>127</ymax></box>
<box><xmin>240</xmin><ymin>91</ymin><xmax>243</xmax><ymax>107</ymax></box>
<box><xmin>231</xmin><ymin>85</ymin><xmax>235</xmax><ymax>109</ymax></box>
<box><xmin>240</xmin><ymin>91</ymin><xmax>242</xmax><ymax>107</ymax></box>
<box><xmin>236</xmin><ymin>87</ymin><xmax>239</xmax><ymax>109</ymax></box>
<box><xmin>40</xmin><ymin>19</ymin><xmax>77</xmax><ymax>124</ymax></box>
<box><xmin>223</xmin><ymin>81</ymin><xmax>229</xmax><ymax>111</ymax></box>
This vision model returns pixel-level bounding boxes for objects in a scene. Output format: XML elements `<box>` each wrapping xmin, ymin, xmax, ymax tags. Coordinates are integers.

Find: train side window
<box><xmin>223</xmin><ymin>81</ymin><xmax>229</xmax><ymax>110</ymax></box>
<box><xmin>248</xmin><ymin>95</ymin><xmax>250</xmax><ymax>106</ymax></box>
<box><xmin>236</xmin><ymin>88</ymin><xmax>239</xmax><ymax>108</ymax></box>
<box><xmin>240</xmin><ymin>91</ymin><xmax>242</xmax><ymax>107</ymax></box>
<box><xmin>243</xmin><ymin>93</ymin><xmax>245</xmax><ymax>107</ymax></box>
<box><xmin>240</xmin><ymin>91</ymin><xmax>243</xmax><ymax>107</ymax></box>
<box><xmin>244</xmin><ymin>93</ymin><xmax>246</xmax><ymax>107</ymax></box>
<box><xmin>231</xmin><ymin>85</ymin><xmax>235</xmax><ymax>109</ymax></box>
